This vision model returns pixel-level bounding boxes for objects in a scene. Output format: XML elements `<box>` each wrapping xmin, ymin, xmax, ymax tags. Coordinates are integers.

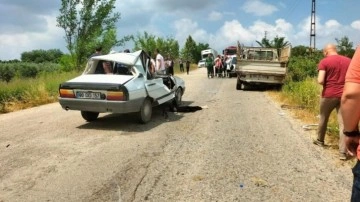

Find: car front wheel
<box><xmin>173</xmin><ymin>88</ymin><xmax>183</xmax><ymax>108</ymax></box>
<box><xmin>81</xmin><ymin>111</ymin><xmax>99</xmax><ymax>122</ymax></box>
<box><xmin>138</xmin><ymin>98</ymin><xmax>152</xmax><ymax>124</ymax></box>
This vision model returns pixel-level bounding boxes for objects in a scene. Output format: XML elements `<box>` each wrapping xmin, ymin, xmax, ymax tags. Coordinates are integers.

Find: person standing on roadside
<box><xmin>313</xmin><ymin>43</ymin><xmax>351</xmax><ymax>160</ymax></box>
<box><xmin>341</xmin><ymin>45</ymin><xmax>360</xmax><ymax>201</ymax></box>
<box><xmin>169</xmin><ymin>57</ymin><xmax>174</xmax><ymax>75</ymax></box>
<box><xmin>154</xmin><ymin>49</ymin><xmax>166</xmax><ymax>74</ymax></box>
<box><xmin>185</xmin><ymin>59</ymin><xmax>190</xmax><ymax>75</ymax></box>
<box><xmin>205</xmin><ymin>53</ymin><xmax>214</xmax><ymax>78</ymax></box>
<box><xmin>179</xmin><ymin>59</ymin><xmax>184</xmax><ymax>72</ymax></box>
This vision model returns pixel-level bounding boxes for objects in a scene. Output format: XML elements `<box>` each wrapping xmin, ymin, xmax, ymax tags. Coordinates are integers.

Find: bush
<box><xmin>18</xmin><ymin>63</ymin><xmax>39</xmax><ymax>78</ymax></box>
<box><xmin>0</xmin><ymin>64</ymin><xmax>16</xmax><ymax>83</ymax></box>
<box><xmin>282</xmin><ymin>78</ymin><xmax>320</xmax><ymax>112</ymax></box>
<box><xmin>59</xmin><ymin>54</ymin><xmax>77</xmax><ymax>72</ymax></box>
<box><xmin>287</xmin><ymin>53</ymin><xmax>322</xmax><ymax>82</ymax></box>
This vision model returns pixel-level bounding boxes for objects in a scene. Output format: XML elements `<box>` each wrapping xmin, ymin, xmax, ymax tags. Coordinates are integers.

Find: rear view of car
<box><xmin>58</xmin><ymin>50</ymin><xmax>185</xmax><ymax>124</ymax></box>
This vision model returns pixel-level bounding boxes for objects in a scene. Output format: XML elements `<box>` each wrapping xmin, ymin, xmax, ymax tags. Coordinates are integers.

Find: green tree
<box><xmin>335</xmin><ymin>36</ymin><xmax>355</xmax><ymax>57</ymax></box>
<box><xmin>291</xmin><ymin>45</ymin><xmax>310</xmax><ymax>57</ymax></box>
<box><xmin>21</xmin><ymin>49</ymin><xmax>63</xmax><ymax>63</ymax></box>
<box><xmin>133</xmin><ymin>32</ymin><xmax>179</xmax><ymax>59</ymax></box>
<box><xmin>195</xmin><ymin>42</ymin><xmax>210</xmax><ymax>62</ymax></box>
<box><xmin>181</xmin><ymin>35</ymin><xmax>198</xmax><ymax>63</ymax></box>
<box><xmin>133</xmin><ymin>32</ymin><xmax>157</xmax><ymax>54</ymax></box>
<box><xmin>256</xmin><ymin>35</ymin><xmax>290</xmax><ymax>49</ymax></box>
<box><xmin>57</xmin><ymin>0</ymin><xmax>122</xmax><ymax>70</ymax></box>
<box><xmin>256</xmin><ymin>37</ymin><xmax>271</xmax><ymax>48</ymax></box>
<box><xmin>256</xmin><ymin>35</ymin><xmax>290</xmax><ymax>56</ymax></box>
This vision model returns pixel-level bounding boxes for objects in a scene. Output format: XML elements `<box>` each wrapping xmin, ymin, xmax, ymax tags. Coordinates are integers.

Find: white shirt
<box><xmin>156</xmin><ymin>53</ymin><xmax>165</xmax><ymax>71</ymax></box>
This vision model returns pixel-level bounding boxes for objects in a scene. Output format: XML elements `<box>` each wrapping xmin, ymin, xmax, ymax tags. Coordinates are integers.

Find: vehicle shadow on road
<box><xmin>76</xmin><ymin>101</ymin><xmax>201</xmax><ymax>133</ymax></box>
<box><xmin>241</xmin><ymin>85</ymin><xmax>282</xmax><ymax>92</ymax></box>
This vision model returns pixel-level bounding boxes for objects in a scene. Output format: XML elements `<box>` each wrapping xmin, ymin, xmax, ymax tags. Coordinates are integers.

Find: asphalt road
<box><xmin>0</xmin><ymin>67</ymin><xmax>354</xmax><ymax>202</ymax></box>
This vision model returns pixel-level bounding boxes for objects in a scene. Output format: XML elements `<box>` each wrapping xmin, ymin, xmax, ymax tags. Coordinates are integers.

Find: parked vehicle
<box><xmin>58</xmin><ymin>50</ymin><xmax>185</xmax><ymax>123</ymax></box>
<box><xmin>235</xmin><ymin>42</ymin><xmax>291</xmax><ymax>90</ymax></box>
<box><xmin>223</xmin><ymin>46</ymin><xmax>237</xmax><ymax>56</ymax></box>
<box><xmin>197</xmin><ymin>59</ymin><xmax>206</xmax><ymax>68</ymax></box>
<box><xmin>201</xmin><ymin>48</ymin><xmax>218</xmax><ymax>60</ymax></box>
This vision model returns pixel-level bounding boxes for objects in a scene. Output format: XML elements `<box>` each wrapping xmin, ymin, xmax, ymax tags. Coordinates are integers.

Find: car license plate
<box><xmin>76</xmin><ymin>91</ymin><xmax>101</xmax><ymax>99</ymax></box>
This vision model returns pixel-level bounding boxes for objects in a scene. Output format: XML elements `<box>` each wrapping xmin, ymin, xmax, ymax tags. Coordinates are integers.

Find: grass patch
<box><xmin>268</xmin><ymin>78</ymin><xmax>342</xmax><ymax>144</ymax></box>
<box><xmin>0</xmin><ymin>71</ymin><xmax>79</xmax><ymax>113</ymax></box>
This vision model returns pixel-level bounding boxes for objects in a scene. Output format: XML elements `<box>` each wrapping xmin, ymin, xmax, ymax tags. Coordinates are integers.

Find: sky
<box><xmin>1</xmin><ymin>0</ymin><xmax>360</xmax><ymax>60</ymax></box>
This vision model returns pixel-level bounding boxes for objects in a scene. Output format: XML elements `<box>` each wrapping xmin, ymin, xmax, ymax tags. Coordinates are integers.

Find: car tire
<box><xmin>138</xmin><ymin>98</ymin><xmax>152</xmax><ymax>124</ymax></box>
<box><xmin>241</xmin><ymin>83</ymin><xmax>248</xmax><ymax>90</ymax></box>
<box><xmin>236</xmin><ymin>79</ymin><xmax>242</xmax><ymax>90</ymax></box>
<box><xmin>173</xmin><ymin>88</ymin><xmax>183</xmax><ymax>108</ymax></box>
<box><xmin>81</xmin><ymin>111</ymin><xmax>99</xmax><ymax>122</ymax></box>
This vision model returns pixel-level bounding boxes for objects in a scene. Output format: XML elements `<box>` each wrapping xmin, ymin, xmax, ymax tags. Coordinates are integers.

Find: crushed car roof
<box><xmin>91</xmin><ymin>50</ymin><xmax>142</xmax><ymax>65</ymax></box>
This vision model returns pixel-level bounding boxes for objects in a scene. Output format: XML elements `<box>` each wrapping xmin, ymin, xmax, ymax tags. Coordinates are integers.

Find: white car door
<box><xmin>145</xmin><ymin>78</ymin><xmax>174</xmax><ymax>104</ymax></box>
<box><xmin>140</xmin><ymin>55</ymin><xmax>174</xmax><ymax>105</ymax></box>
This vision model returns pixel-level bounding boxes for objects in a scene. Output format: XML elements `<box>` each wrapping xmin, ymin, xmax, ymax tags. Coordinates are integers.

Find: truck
<box><xmin>201</xmin><ymin>48</ymin><xmax>218</xmax><ymax>60</ymax></box>
<box><xmin>223</xmin><ymin>46</ymin><xmax>238</xmax><ymax>78</ymax></box>
<box><xmin>235</xmin><ymin>42</ymin><xmax>291</xmax><ymax>90</ymax></box>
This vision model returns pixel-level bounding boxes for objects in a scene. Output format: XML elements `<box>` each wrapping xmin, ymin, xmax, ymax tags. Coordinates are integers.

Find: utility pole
<box><xmin>310</xmin><ymin>0</ymin><xmax>316</xmax><ymax>54</ymax></box>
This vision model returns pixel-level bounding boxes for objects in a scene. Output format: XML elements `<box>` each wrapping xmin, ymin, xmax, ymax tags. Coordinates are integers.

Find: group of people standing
<box><xmin>205</xmin><ymin>53</ymin><xmax>228</xmax><ymax>78</ymax></box>
<box><xmin>312</xmin><ymin>43</ymin><xmax>360</xmax><ymax>200</ymax></box>
<box><xmin>179</xmin><ymin>59</ymin><xmax>190</xmax><ymax>75</ymax></box>
<box><xmin>149</xmin><ymin>49</ymin><xmax>175</xmax><ymax>76</ymax></box>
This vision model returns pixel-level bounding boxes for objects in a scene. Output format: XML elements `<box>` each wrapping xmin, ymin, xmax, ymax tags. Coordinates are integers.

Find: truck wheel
<box><xmin>241</xmin><ymin>83</ymin><xmax>249</xmax><ymax>90</ymax></box>
<box><xmin>236</xmin><ymin>79</ymin><xmax>242</xmax><ymax>90</ymax></box>
<box><xmin>138</xmin><ymin>98</ymin><xmax>152</xmax><ymax>124</ymax></box>
<box><xmin>81</xmin><ymin>111</ymin><xmax>99</xmax><ymax>122</ymax></box>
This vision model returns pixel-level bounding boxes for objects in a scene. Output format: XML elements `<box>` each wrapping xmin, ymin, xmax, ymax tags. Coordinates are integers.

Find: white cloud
<box><xmin>214</xmin><ymin>20</ymin><xmax>255</xmax><ymax>50</ymax></box>
<box><xmin>208</xmin><ymin>11</ymin><xmax>222</xmax><ymax>21</ymax></box>
<box><xmin>0</xmin><ymin>14</ymin><xmax>66</xmax><ymax>60</ymax></box>
<box><xmin>351</xmin><ymin>20</ymin><xmax>360</xmax><ymax>30</ymax></box>
<box><xmin>324</xmin><ymin>20</ymin><xmax>341</xmax><ymax>29</ymax></box>
<box><xmin>242</xmin><ymin>0</ymin><xmax>278</xmax><ymax>16</ymax></box>
<box><xmin>173</xmin><ymin>18</ymin><xmax>208</xmax><ymax>46</ymax></box>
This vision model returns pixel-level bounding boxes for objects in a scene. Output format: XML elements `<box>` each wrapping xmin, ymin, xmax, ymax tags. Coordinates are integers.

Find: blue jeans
<box><xmin>352</xmin><ymin>160</ymin><xmax>360</xmax><ymax>201</ymax></box>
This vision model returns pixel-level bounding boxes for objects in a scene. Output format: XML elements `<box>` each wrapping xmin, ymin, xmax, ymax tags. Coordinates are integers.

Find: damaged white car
<box><xmin>58</xmin><ymin>50</ymin><xmax>185</xmax><ymax>123</ymax></box>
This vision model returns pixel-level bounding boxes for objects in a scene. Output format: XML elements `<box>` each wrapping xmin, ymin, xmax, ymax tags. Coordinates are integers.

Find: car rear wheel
<box><xmin>81</xmin><ymin>111</ymin><xmax>99</xmax><ymax>122</ymax></box>
<box><xmin>138</xmin><ymin>98</ymin><xmax>152</xmax><ymax>124</ymax></box>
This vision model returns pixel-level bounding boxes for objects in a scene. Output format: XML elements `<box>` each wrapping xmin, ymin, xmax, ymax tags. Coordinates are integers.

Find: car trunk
<box><xmin>60</xmin><ymin>74</ymin><xmax>134</xmax><ymax>90</ymax></box>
